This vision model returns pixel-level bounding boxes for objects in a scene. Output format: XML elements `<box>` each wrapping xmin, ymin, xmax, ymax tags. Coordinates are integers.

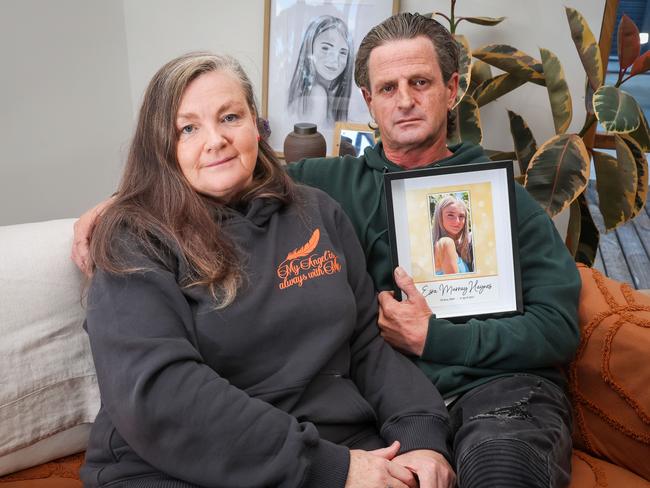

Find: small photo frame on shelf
<box><xmin>262</xmin><ymin>0</ymin><xmax>399</xmax><ymax>155</ymax></box>
<box><xmin>384</xmin><ymin>160</ymin><xmax>522</xmax><ymax>321</ymax></box>
<box><xmin>332</xmin><ymin>122</ymin><xmax>376</xmax><ymax>157</ymax></box>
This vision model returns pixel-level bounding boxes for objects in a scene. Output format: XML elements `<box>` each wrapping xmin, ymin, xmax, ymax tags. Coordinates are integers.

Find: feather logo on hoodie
<box><xmin>276</xmin><ymin>228</ymin><xmax>341</xmax><ymax>290</ymax></box>
<box><xmin>284</xmin><ymin>229</ymin><xmax>320</xmax><ymax>261</ymax></box>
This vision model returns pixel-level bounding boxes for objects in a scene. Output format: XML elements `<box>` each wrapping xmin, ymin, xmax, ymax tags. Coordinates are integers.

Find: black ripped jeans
<box><xmin>449</xmin><ymin>374</ymin><xmax>573</xmax><ymax>488</ymax></box>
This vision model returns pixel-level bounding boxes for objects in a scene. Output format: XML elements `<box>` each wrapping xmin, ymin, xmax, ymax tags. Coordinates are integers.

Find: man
<box><xmin>288</xmin><ymin>13</ymin><xmax>579</xmax><ymax>487</ymax></box>
<box><xmin>73</xmin><ymin>13</ymin><xmax>579</xmax><ymax>487</ymax></box>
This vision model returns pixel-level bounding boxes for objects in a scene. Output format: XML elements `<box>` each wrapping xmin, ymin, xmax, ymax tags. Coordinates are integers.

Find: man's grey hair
<box><xmin>354</xmin><ymin>12</ymin><xmax>460</xmax><ymax>134</ymax></box>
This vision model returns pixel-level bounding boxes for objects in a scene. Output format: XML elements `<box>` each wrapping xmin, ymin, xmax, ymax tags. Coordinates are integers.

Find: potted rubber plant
<box><xmin>428</xmin><ymin>1</ymin><xmax>649</xmax><ymax>264</ymax></box>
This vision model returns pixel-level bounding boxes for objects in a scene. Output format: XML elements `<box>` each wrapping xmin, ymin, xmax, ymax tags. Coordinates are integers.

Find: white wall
<box><xmin>122</xmin><ymin>0</ymin><xmax>265</xmax><ymax>117</ymax></box>
<box><xmin>0</xmin><ymin>0</ymin><xmax>266</xmax><ymax>226</ymax></box>
<box><xmin>402</xmin><ymin>0</ymin><xmax>607</xmax><ymax>152</ymax></box>
<box><xmin>0</xmin><ymin>0</ymin><xmax>133</xmax><ymax>226</ymax></box>
<box><xmin>0</xmin><ymin>0</ymin><xmax>608</xmax><ymax>225</ymax></box>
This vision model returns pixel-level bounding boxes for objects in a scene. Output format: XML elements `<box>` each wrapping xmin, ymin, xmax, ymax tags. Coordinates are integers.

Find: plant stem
<box><xmin>579</xmin><ymin>113</ymin><xmax>597</xmax><ymax>139</ymax></box>
<box><xmin>450</xmin><ymin>0</ymin><xmax>457</xmax><ymax>34</ymax></box>
<box><xmin>435</xmin><ymin>12</ymin><xmax>452</xmax><ymax>26</ymax></box>
<box><xmin>618</xmin><ymin>73</ymin><xmax>634</xmax><ymax>86</ymax></box>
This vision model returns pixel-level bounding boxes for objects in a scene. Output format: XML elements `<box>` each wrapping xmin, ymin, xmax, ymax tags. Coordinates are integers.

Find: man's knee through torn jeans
<box><xmin>448</xmin><ymin>374</ymin><xmax>573</xmax><ymax>488</ymax></box>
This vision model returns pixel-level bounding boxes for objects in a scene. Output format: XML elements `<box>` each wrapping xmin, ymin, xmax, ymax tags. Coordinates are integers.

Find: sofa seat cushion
<box><xmin>0</xmin><ymin>453</ymin><xmax>82</xmax><ymax>487</ymax></box>
<box><xmin>569</xmin><ymin>264</ymin><xmax>650</xmax><ymax>480</ymax></box>
<box><xmin>1</xmin><ymin>449</ymin><xmax>647</xmax><ymax>487</ymax></box>
<box><xmin>568</xmin><ymin>449</ymin><xmax>650</xmax><ymax>488</ymax></box>
<box><xmin>569</xmin><ymin>449</ymin><xmax>650</xmax><ymax>487</ymax></box>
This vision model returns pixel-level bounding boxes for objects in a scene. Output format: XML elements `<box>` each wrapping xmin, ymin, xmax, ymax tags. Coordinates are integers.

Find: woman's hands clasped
<box><xmin>345</xmin><ymin>441</ymin><xmax>455</xmax><ymax>488</ymax></box>
<box><xmin>346</xmin><ymin>441</ymin><xmax>417</xmax><ymax>488</ymax></box>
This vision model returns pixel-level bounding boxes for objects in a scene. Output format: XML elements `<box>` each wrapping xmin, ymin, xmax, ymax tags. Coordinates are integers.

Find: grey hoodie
<box><xmin>81</xmin><ymin>186</ymin><xmax>451</xmax><ymax>488</ymax></box>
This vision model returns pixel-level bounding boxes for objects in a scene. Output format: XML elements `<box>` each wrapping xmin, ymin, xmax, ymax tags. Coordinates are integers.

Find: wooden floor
<box><xmin>587</xmin><ymin>182</ymin><xmax>650</xmax><ymax>290</ymax></box>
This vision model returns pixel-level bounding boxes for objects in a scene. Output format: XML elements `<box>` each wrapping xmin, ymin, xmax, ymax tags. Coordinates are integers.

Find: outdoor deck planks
<box><xmin>631</xmin><ymin>206</ymin><xmax>650</xmax><ymax>258</ymax></box>
<box><xmin>586</xmin><ymin>182</ymin><xmax>650</xmax><ymax>289</ymax></box>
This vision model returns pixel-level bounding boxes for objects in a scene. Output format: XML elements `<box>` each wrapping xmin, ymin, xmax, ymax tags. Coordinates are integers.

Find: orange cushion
<box><xmin>0</xmin><ymin>453</ymin><xmax>82</xmax><ymax>487</ymax></box>
<box><xmin>0</xmin><ymin>481</ymin><xmax>81</xmax><ymax>488</ymax></box>
<box><xmin>569</xmin><ymin>450</ymin><xmax>650</xmax><ymax>487</ymax></box>
<box><xmin>569</xmin><ymin>265</ymin><xmax>650</xmax><ymax>480</ymax></box>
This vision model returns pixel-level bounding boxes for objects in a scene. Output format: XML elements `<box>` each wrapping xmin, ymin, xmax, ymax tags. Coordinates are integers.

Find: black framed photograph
<box><xmin>262</xmin><ymin>0</ymin><xmax>399</xmax><ymax>155</ymax></box>
<box><xmin>384</xmin><ymin>161</ymin><xmax>522</xmax><ymax>321</ymax></box>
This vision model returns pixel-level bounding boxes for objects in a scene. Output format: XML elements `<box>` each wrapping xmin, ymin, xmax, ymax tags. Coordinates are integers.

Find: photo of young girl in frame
<box><xmin>384</xmin><ymin>162</ymin><xmax>520</xmax><ymax>320</ymax></box>
<box><xmin>429</xmin><ymin>192</ymin><xmax>475</xmax><ymax>276</ymax></box>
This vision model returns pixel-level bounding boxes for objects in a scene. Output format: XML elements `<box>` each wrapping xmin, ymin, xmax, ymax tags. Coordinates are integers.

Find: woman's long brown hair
<box><xmin>90</xmin><ymin>53</ymin><xmax>295</xmax><ymax>308</ymax></box>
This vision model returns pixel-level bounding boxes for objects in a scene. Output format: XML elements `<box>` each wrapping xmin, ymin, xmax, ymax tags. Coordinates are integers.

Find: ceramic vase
<box><xmin>283</xmin><ymin>123</ymin><xmax>327</xmax><ymax>163</ymax></box>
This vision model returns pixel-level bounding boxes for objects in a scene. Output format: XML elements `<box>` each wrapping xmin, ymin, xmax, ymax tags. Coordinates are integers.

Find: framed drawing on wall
<box><xmin>262</xmin><ymin>0</ymin><xmax>399</xmax><ymax>156</ymax></box>
<box><xmin>332</xmin><ymin>121</ymin><xmax>376</xmax><ymax>156</ymax></box>
<box><xmin>384</xmin><ymin>160</ymin><xmax>523</xmax><ymax>321</ymax></box>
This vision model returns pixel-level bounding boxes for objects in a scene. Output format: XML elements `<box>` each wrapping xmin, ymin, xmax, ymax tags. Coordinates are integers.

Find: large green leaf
<box><xmin>618</xmin><ymin>14</ymin><xmax>641</xmax><ymax>70</ymax></box>
<box><xmin>592</xmin><ymin>136</ymin><xmax>637</xmax><ymax>230</ymax></box>
<box><xmin>565</xmin><ymin>7</ymin><xmax>603</xmax><ymax>91</ymax></box>
<box><xmin>524</xmin><ymin>134</ymin><xmax>590</xmax><ymax>217</ymax></box>
<box><xmin>574</xmin><ymin>193</ymin><xmax>599</xmax><ymax>266</ymax></box>
<box><xmin>631</xmin><ymin>51</ymin><xmax>650</xmax><ymax>76</ymax></box>
<box><xmin>471</xmin><ymin>45</ymin><xmax>545</xmax><ymax>86</ymax></box>
<box><xmin>474</xmin><ymin>73</ymin><xmax>527</xmax><ymax>107</ymax></box>
<box><xmin>458</xmin><ymin>16</ymin><xmax>505</xmax><ymax>27</ymax></box>
<box><xmin>593</xmin><ymin>86</ymin><xmax>642</xmax><ymax>133</ymax></box>
<box><xmin>565</xmin><ymin>199</ymin><xmax>581</xmax><ymax>257</ymax></box>
<box><xmin>621</xmin><ymin>135</ymin><xmax>649</xmax><ymax>218</ymax></box>
<box><xmin>469</xmin><ymin>59</ymin><xmax>492</xmax><ymax>95</ymax></box>
<box><xmin>540</xmin><ymin>48</ymin><xmax>572</xmax><ymax>135</ymax></box>
<box><xmin>507</xmin><ymin>110</ymin><xmax>538</xmax><ymax>175</ymax></box>
<box><xmin>457</xmin><ymin>95</ymin><xmax>482</xmax><ymax>145</ymax></box>
<box><xmin>447</xmin><ymin>106</ymin><xmax>461</xmax><ymax>146</ymax></box>
<box><xmin>485</xmin><ymin>150</ymin><xmax>516</xmax><ymax>161</ymax></box>
<box><xmin>584</xmin><ymin>79</ymin><xmax>595</xmax><ymax>116</ymax></box>
<box><xmin>454</xmin><ymin>35</ymin><xmax>471</xmax><ymax>107</ymax></box>
<box><xmin>628</xmin><ymin>105</ymin><xmax>650</xmax><ymax>152</ymax></box>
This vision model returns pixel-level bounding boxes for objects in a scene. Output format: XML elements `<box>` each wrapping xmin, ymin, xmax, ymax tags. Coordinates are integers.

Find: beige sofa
<box><xmin>0</xmin><ymin>218</ymin><xmax>648</xmax><ymax>487</ymax></box>
<box><xmin>0</xmin><ymin>219</ymin><xmax>98</xmax><ymax>484</ymax></box>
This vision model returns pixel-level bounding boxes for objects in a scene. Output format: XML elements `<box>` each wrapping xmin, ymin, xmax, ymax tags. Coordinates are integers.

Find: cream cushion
<box><xmin>0</xmin><ymin>219</ymin><xmax>100</xmax><ymax>476</ymax></box>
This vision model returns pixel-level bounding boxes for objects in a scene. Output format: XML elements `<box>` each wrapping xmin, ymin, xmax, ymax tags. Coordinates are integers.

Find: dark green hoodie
<box><xmin>288</xmin><ymin>142</ymin><xmax>580</xmax><ymax>398</ymax></box>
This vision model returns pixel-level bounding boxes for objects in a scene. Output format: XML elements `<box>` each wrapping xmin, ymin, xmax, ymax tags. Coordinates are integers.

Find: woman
<box><xmin>80</xmin><ymin>52</ymin><xmax>451</xmax><ymax>488</ymax></box>
<box><xmin>287</xmin><ymin>15</ymin><xmax>354</xmax><ymax>125</ymax></box>
<box><xmin>432</xmin><ymin>195</ymin><xmax>473</xmax><ymax>275</ymax></box>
